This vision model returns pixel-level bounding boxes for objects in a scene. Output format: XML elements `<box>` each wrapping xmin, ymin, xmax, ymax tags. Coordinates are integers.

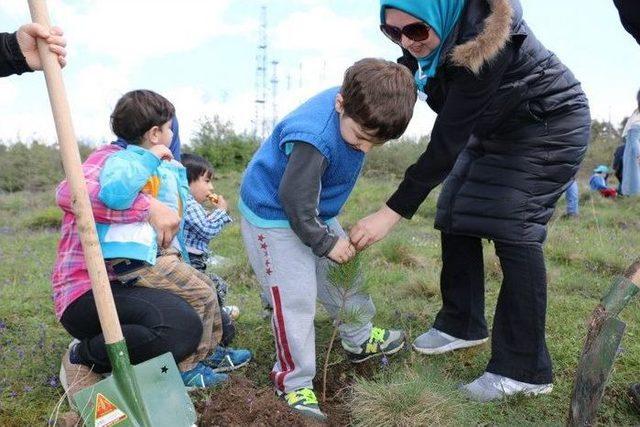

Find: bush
<box><xmin>363</xmin><ymin>135</ymin><xmax>428</xmax><ymax>178</ymax></box>
<box><xmin>0</xmin><ymin>141</ymin><xmax>93</xmax><ymax>193</ymax></box>
<box><xmin>188</xmin><ymin>116</ymin><xmax>259</xmax><ymax>173</ymax></box>
<box><xmin>21</xmin><ymin>206</ymin><xmax>62</xmax><ymax>230</ymax></box>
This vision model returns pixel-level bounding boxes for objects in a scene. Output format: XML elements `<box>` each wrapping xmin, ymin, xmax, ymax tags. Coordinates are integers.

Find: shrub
<box><xmin>363</xmin><ymin>135</ymin><xmax>428</xmax><ymax>178</ymax></box>
<box><xmin>188</xmin><ymin>116</ymin><xmax>259</xmax><ymax>173</ymax></box>
<box><xmin>0</xmin><ymin>140</ymin><xmax>93</xmax><ymax>193</ymax></box>
<box><xmin>21</xmin><ymin>206</ymin><xmax>62</xmax><ymax>230</ymax></box>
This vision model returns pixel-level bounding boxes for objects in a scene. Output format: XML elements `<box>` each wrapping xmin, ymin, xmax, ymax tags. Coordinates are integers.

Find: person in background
<box><xmin>612</xmin><ymin>141</ymin><xmax>625</xmax><ymax>193</ymax></box>
<box><xmin>562</xmin><ymin>180</ymin><xmax>580</xmax><ymax>219</ymax></box>
<box><xmin>621</xmin><ymin>89</ymin><xmax>640</xmax><ymax>196</ymax></box>
<box><xmin>590</xmin><ymin>165</ymin><xmax>618</xmax><ymax>198</ymax></box>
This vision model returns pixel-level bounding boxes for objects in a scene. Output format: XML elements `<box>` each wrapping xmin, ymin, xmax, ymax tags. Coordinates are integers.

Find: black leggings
<box><xmin>60</xmin><ymin>284</ymin><xmax>202</xmax><ymax>374</ymax></box>
<box><xmin>433</xmin><ymin>232</ymin><xmax>552</xmax><ymax>384</ymax></box>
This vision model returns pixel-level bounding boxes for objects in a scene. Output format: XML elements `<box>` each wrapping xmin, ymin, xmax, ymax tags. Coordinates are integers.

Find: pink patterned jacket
<box><xmin>51</xmin><ymin>144</ymin><xmax>150</xmax><ymax>319</ymax></box>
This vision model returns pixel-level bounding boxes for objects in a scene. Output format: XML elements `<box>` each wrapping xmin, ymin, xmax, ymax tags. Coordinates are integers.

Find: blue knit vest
<box><xmin>239</xmin><ymin>87</ymin><xmax>365</xmax><ymax>226</ymax></box>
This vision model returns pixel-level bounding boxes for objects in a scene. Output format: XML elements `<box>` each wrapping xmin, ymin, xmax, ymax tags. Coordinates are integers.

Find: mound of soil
<box><xmin>197</xmin><ymin>360</ymin><xmax>379</xmax><ymax>426</ymax></box>
<box><xmin>196</xmin><ymin>376</ymin><xmax>309</xmax><ymax>426</ymax></box>
<box><xmin>52</xmin><ymin>359</ymin><xmax>382</xmax><ymax>426</ymax></box>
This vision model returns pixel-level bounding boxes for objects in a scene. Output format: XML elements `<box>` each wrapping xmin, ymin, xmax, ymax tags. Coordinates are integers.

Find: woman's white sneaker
<box><xmin>460</xmin><ymin>372</ymin><xmax>553</xmax><ymax>402</ymax></box>
<box><xmin>412</xmin><ymin>328</ymin><xmax>488</xmax><ymax>355</ymax></box>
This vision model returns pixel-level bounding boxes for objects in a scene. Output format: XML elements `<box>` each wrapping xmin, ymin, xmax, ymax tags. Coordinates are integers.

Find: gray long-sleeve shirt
<box><xmin>278</xmin><ymin>142</ymin><xmax>339</xmax><ymax>257</ymax></box>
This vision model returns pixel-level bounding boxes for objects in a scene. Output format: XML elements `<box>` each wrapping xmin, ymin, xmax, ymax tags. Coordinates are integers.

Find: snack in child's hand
<box><xmin>207</xmin><ymin>193</ymin><xmax>220</xmax><ymax>204</ymax></box>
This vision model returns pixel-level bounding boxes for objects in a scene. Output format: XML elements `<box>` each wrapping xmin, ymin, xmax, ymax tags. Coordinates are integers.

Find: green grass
<box><xmin>2</xmin><ymin>169</ymin><xmax>640</xmax><ymax>425</ymax></box>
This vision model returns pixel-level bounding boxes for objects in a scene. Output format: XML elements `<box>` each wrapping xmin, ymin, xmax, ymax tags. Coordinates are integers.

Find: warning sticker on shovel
<box><xmin>94</xmin><ymin>393</ymin><xmax>128</xmax><ymax>427</ymax></box>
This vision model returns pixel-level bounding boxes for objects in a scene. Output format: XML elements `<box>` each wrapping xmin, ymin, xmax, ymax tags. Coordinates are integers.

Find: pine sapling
<box><xmin>321</xmin><ymin>253</ymin><xmax>369</xmax><ymax>402</ymax></box>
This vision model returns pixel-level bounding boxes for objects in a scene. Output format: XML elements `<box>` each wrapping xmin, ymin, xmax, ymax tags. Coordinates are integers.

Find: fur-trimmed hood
<box><xmin>450</xmin><ymin>0</ymin><xmax>515</xmax><ymax>74</ymax></box>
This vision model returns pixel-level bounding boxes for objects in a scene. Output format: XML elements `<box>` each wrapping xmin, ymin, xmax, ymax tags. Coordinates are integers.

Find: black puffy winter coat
<box><xmin>0</xmin><ymin>32</ymin><xmax>30</xmax><ymax>78</ymax></box>
<box><xmin>387</xmin><ymin>0</ymin><xmax>591</xmax><ymax>244</ymax></box>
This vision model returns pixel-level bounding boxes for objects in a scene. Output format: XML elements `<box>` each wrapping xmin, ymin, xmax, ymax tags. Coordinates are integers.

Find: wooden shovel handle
<box><xmin>28</xmin><ymin>0</ymin><xmax>123</xmax><ymax>344</ymax></box>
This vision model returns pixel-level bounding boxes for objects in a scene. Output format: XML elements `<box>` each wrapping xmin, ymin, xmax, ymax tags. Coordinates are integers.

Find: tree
<box><xmin>189</xmin><ymin>116</ymin><xmax>259</xmax><ymax>173</ymax></box>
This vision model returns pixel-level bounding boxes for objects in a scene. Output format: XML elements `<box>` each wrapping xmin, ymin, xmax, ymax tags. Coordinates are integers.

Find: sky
<box><xmin>0</xmin><ymin>0</ymin><xmax>639</xmax><ymax>146</ymax></box>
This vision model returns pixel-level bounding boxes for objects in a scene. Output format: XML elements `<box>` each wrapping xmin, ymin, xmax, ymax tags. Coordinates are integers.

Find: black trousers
<box><xmin>61</xmin><ymin>284</ymin><xmax>203</xmax><ymax>374</ymax></box>
<box><xmin>433</xmin><ymin>232</ymin><xmax>552</xmax><ymax>384</ymax></box>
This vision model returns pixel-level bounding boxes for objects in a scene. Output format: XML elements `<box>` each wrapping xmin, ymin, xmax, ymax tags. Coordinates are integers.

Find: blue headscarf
<box><xmin>112</xmin><ymin>115</ymin><xmax>182</xmax><ymax>161</ymax></box>
<box><xmin>380</xmin><ymin>0</ymin><xmax>466</xmax><ymax>92</ymax></box>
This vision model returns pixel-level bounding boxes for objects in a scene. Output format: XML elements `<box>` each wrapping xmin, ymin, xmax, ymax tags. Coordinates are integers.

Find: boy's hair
<box><xmin>181</xmin><ymin>153</ymin><xmax>215</xmax><ymax>184</ymax></box>
<box><xmin>111</xmin><ymin>89</ymin><xmax>175</xmax><ymax>144</ymax></box>
<box><xmin>341</xmin><ymin>58</ymin><xmax>417</xmax><ymax>143</ymax></box>
<box><xmin>637</xmin><ymin>87</ymin><xmax>640</xmax><ymax>110</ymax></box>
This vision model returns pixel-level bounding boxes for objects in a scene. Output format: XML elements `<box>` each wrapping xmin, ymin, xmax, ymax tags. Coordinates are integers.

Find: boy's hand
<box><xmin>149</xmin><ymin>145</ymin><xmax>173</xmax><ymax>161</ymax></box>
<box><xmin>17</xmin><ymin>23</ymin><xmax>67</xmax><ymax>70</ymax></box>
<box><xmin>327</xmin><ymin>238</ymin><xmax>356</xmax><ymax>264</ymax></box>
<box><xmin>212</xmin><ymin>194</ymin><xmax>228</xmax><ymax>212</ymax></box>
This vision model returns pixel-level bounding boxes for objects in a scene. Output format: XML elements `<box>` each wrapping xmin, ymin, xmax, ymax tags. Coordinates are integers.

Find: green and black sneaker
<box><xmin>342</xmin><ymin>327</ymin><xmax>406</xmax><ymax>363</ymax></box>
<box><xmin>277</xmin><ymin>387</ymin><xmax>327</xmax><ymax>422</ymax></box>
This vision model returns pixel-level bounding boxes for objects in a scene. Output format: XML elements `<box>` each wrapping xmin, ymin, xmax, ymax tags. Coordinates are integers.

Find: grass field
<box><xmin>2</xmin><ymin>156</ymin><xmax>640</xmax><ymax>425</ymax></box>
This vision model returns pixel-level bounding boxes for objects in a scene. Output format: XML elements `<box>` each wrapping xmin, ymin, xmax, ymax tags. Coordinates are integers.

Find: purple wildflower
<box><xmin>24</xmin><ymin>385</ymin><xmax>33</xmax><ymax>392</ymax></box>
<box><xmin>47</xmin><ymin>375</ymin><xmax>60</xmax><ymax>388</ymax></box>
<box><xmin>380</xmin><ymin>355</ymin><xmax>389</xmax><ymax>368</ymax></box>
<box><xmin>9</xmin><ymin>391</ymin><xmax>17</xmax><ymax>398</ymax></box>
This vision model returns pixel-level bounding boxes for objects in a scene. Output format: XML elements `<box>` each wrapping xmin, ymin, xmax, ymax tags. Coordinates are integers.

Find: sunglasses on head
<box><xmin>379</xmin><ymin>22</ymin><xmax>432</xmax><ymax>44</ymax></box>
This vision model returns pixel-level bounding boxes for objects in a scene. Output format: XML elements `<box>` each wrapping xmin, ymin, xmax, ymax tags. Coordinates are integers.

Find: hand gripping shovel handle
<box><xmin>27</xmin><ymin>0</ymin><xmax>123</xmax><ymax>344</ymax></box>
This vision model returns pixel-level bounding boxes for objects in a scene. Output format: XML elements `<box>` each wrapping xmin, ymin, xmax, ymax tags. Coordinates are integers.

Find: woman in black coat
<box><xmin>350</xmin><ymin>0</ymin><xmax>590</xmax><ymax>402</ymax></box>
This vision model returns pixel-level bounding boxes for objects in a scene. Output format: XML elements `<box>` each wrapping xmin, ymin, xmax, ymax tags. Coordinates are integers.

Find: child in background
<box><xmin>98</xmin><ymin>90</ymin><xmax>251</xmax><ymax>388</ymax></box>
<box><xmin>590</xmin><ymin>165</ymin><xmax>618</xmax><ymax>198</ymax></box>
<box><xmin>562</xmin><ymin>179</ymin><xmax>580</xmax><ymax>219</ymax></box>
<box><xmin>238</xmin><ymin>58</ymin><xmax>416</xmax><ymax>421</ymax></box>
<box><xmin>181</xmin><ymin>153</ymin><xmax>240</xmax><ymax>348</ymax></box>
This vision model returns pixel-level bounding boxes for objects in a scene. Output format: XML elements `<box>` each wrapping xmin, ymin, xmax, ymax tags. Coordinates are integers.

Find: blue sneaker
<box><xmin>204</xmin><ymin>346</ymin><xmax>252</xmax><ymax>373</ymax></box>
<box><xmin>180</xmin><ymin>362</ymin><xmax>228</xmax><ymax>390</ymax></box>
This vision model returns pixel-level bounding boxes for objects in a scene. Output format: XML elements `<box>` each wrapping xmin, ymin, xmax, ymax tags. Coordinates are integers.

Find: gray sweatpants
<box><xmin>241</xmin><ymin>218</ymin><xmax>375</xmax><ymax>392</ymax></box>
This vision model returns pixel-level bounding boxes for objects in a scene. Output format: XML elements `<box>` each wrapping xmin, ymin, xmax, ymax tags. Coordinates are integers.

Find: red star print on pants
<box><xmin>258</xmin><ymin>234</ymin><xmax>273</xmax><ymax>276</ymax></box>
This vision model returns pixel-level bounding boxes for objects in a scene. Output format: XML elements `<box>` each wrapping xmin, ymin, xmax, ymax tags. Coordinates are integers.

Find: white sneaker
<box><xmin>461</xmin><ymin>372</ymin><xmax>553</xmax><ymax>402</ymax></box>
<box><xmin>412</xmin><ymin>328</ymin><xmax>488</xmax><ymax>355</ymax></box>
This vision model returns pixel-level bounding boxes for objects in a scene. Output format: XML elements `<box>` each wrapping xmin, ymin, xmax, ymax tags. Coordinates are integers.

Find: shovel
<box><xmin>28</xmin><ymin>1</ymin><xmax>197</xmax><ymax>425</ymax></box>
<box><xmin>567</xmin><ymin>260</ymin><xmax>640</xmax><ymax>426</ymax></box>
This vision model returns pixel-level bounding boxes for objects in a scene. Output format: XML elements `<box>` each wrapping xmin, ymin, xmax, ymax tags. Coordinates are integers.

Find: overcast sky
<box><xmin>1</xmin><ymin>0</ymin><xmax>639</xmax><ymax>145</ymax></box>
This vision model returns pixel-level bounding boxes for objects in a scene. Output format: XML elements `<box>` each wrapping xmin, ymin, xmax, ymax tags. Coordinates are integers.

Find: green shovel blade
<box><xmin>73</xmin><ymin>348</ymin><xmax>196</xmax><ymax>427</ymax></box>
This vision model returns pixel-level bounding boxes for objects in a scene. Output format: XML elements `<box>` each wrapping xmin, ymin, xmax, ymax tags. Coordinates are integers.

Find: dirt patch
<box><xmin>197</xmin><ymin>376</ymin><xmax>308</xmax><ymax>426</ymax></box>
<box><xmin>197</xmin><ymin>359</ymin><xmax>380</xmax><ymax>426</ymax></box>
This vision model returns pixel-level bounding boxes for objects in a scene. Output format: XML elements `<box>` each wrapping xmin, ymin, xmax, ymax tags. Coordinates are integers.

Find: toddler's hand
<box><xmin>213</xmin><ymin>194</ymin><xmax>228</xmax><ymax>211</ymax></box>
<box><xmin>150</xmin><ymin>145</ymin><xmax>173</xmax><ymax>161</ymax></box>
<box><xmin>327</xmin><ymin>238</ymin><xmax>356</xmax><ymax>264</ymax></box>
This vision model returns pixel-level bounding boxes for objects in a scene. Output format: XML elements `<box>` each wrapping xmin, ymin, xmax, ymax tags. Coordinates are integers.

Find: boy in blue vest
<box><xmin>97</xmin><ymin>90</ymin><xmax>251</xmax><ymax>389</ymax></box>
<box><xmin>239</xmin><ymin>58</ymin><xmax>417</xmax><ymax>421</ymax></box>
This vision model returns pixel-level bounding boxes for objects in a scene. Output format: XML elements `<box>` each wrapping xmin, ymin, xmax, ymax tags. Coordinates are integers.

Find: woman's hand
<box><xmin>148</xmin><ymin>197</ymin><xmax>180</xmax><ymax>248</ymax></box>
<box><xmin>349</xmin><ymin>205</ymin><xmax>402</xmax><ymax>250</ymax></box>
<box><xmin>16</xmin><ymin>24</ymin><xmax>67</xmax><ymax>70</ymax></box>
